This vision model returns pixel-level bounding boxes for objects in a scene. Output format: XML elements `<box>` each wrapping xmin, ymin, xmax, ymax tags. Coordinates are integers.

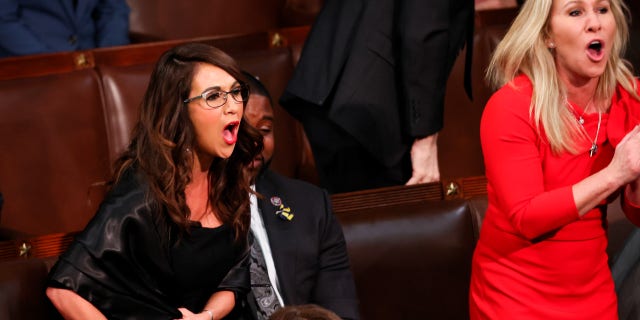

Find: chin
<box><xmin>585</xmin><ymin>69</ymin><xmax>606</xmax><ymax>79</ymax></box>
<box><xmin>217</xmin><ymin>147</ymin><xmax>236</xmax><ymax>159</ymax></box>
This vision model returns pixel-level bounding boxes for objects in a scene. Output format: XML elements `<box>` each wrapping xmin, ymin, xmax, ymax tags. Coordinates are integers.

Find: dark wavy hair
<box><xmin>113</xmin><ymin>42</ymin><xmax>263</xmax><ymax>241</ymax></box>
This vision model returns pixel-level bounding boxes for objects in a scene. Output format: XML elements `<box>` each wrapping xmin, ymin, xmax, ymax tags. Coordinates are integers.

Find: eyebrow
<box><xmin>562</xmin><ymin>0</ymin><xmax>609</xmax><ymax>8</ymax></box>
<box><xmin>562</xmin><ymin>0</ymin><xmax>583</xmax><ymax>8</ymax></box>
<box><xmin>202</xmin><ymin>80</ymin><xmax>240</xmax><ymax>92</ymax></box>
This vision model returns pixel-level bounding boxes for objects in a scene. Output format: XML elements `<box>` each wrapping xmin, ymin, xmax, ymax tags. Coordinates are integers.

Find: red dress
<box><xmin>469</xmin><ymin>75</ymin><xmax>640</xmax><ymax>319</ymax></box>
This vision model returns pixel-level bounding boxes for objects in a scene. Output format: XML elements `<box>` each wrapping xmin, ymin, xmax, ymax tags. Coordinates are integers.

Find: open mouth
<box><xmin>223</xmin><ymin>121</ymin><xmax>239</xmax><ymax>145</ymax></box>
<box><xmin>588</xmin><ymin>40</ymin><xmax>602</xmax><ymax>53</ymax></box>
<box><xmin>586</xmin><ymin>40</ymin><xmax>604</xmax><ymax>61</ymax></box>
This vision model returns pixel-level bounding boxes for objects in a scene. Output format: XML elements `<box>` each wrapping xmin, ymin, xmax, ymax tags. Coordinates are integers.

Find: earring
<box><xmin>549</xmin><ymin>42</ymin><xmax>555</xmax><ymax>49</ymax></box>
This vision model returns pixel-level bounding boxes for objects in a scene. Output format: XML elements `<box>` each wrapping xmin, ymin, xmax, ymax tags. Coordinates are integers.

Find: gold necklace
<box><xmin>566</xmin><ymin>98</ymin><xmax>601</xmax><ymax>157</ymax></box>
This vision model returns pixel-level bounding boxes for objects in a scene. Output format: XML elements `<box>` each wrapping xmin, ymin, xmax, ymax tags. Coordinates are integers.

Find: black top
<box><xmin>48</xmin><ymin>168</ymin><xmax>249</xmax><ymax>320</ymax></box>
<box><xmin>171</xmin><ymin>223</ymin><xmax>242</xmax><ymax>311</ymax></box>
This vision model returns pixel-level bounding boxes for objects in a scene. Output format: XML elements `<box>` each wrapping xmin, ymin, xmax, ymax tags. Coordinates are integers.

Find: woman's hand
<box><xmin>609</xmin><ymin>125</ymin><xmax>640</xmax><ymax>186</ymax></box>
<box><xmin>176</xmin><ymin>308</ymin><xmax>213</xmax><ymax>320</ymax></box>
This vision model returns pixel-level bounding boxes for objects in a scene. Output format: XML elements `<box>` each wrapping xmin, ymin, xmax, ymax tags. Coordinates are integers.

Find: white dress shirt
<box><xmin>249</xmin><ymin>185</ymin><xmax>285</xmax><ymax>306</ymax></box>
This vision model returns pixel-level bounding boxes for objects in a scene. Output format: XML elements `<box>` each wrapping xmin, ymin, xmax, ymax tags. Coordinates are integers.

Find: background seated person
<box><xmin>242</xmin><ymin>72</ymin><xmax>359</xmax><ymax>320</ymax></box>
<box><xmin>0</xmin><ymin>0</ymin><xmax>130</xmax><ymax>57</ymax></box>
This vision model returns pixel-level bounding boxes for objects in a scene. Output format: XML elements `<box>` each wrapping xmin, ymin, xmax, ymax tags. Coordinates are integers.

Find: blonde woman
<box><xmin>470</xmin><ymin>0</ymin><xmax>640</xmax><ymax>318</ymax></box>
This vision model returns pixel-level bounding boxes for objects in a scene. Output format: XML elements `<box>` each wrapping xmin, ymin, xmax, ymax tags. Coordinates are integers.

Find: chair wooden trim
<box><xmin>331</xmin><ymin>176</ymin><xmax>487</xmax><ymax>214</ymax></box>
<box><xmin>0</xmin><ymin>232</ymin><xmax>78</xmax><ymax>262</ymax></box>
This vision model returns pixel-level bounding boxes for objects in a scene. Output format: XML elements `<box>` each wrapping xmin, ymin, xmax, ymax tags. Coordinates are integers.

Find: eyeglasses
<box><xmin>183</xmin><ymin>84</ymin><xmax>249</xmax><ymax>109</ymax></box>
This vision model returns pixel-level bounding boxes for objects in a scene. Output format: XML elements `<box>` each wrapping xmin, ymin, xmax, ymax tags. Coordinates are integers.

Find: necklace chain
<box><xmin>565</xmin><ymin>98</ymin><xmax>601</xmax><ymax>157</ymax></box>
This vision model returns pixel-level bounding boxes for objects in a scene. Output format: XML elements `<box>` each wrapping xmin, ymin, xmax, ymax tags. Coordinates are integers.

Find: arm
<box><xmin>396</xmin><ymin>0</ymin><xmax>474</xmax><ymax>183</ymax></box>
<box><xmin>484</xmin><ymin>85</ymin><xmax>640</xmax><ymax>240</ymax></box>
<box><xmin>312</xmin><ymin>190</ymin><xmax>360</xmax><ymax>320</ymax></box>
<box><xmin>610</xmin><ymin>126</ymin><xmax>640</xmax><ymax>226</ymax></box>
<box><xmin>47</xmin><ymin>171</ymin><xmax>181</xmax><ymax>318</ymax></box>
<box><xmin>93</xmin><ymin>0</ymin><xmax>130</xmax><ymax>47</ymax></box>
<box><xmin>482</xmin><ymin>87</ymin><xmax>583</xmax><ymax>240</ymax></box>
<box><xmin>0</xmin><ymin>0</ymin><xmax>50</xmax><ymax>56</ymax></box>
<box><xmin>177</xmin><ymin>291</ymin><xmax>235</xmax><ymax>320</ymax></box>
<box><xmin>573</xmin><ymin>125</ymin><xmax>640</xmax><ymax>217</ymax></box>
<box><xmin>46</xmin><ymin>288</ymin><xmax>107</xmax><ymax>320</ymax></box>
<box><xmin>608</xmin><ymin>80</ymin><xmax>640</xmax><ymax>226</ymax></box>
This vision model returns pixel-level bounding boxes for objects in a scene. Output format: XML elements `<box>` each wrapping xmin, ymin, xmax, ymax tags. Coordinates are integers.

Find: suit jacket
<box><xmin>280</xmin><ymin>0</ymin><xmax>474</xmax><ymax>167</ymax></box>
<box><xmin>0</xmin><ymin>0</ymin><xmax>130</xmax><ymax>57</ymax></box>
<box><xmin>246</xmin><ymin>169</ymin><xmax>359</xmax><ymax>320</ymax></box>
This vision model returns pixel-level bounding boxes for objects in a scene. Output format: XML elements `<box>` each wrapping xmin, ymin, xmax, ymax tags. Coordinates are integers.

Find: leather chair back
<box><xmin>0</xmin><ymin>257</ymin><xmax>60</xmax><ymax>319</ymax></box>
<box><xmin>126</xmin><ymin>0</ymin><xmax>284</xmax><ymax>41</ymax></box>
<box><xmin>0</xmin><ymin>69</ymin><xmax>110</xmax><ymax>235</ymax></box>
<box><xmin>337</xmin><ymin>199</ymin><xmax>478</xmax><ymax>319</ymax></box>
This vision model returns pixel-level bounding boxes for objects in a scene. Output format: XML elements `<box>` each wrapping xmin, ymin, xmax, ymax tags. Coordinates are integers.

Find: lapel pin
<box><xmin>271</xmin><ymin>196</ymin><xmax>294</xmax><ymax>221</ymax></box>
<box><xmin>270</xmin><ymin>196</ymin><xmax>282</xmax><ymax>207</ymax></box>
<box><xmin>276</xmin><ymin>205</ymin><xmax>294</xmax><ymax>221</ymax></box>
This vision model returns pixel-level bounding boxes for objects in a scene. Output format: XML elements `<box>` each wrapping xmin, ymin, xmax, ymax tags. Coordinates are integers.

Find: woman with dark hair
<box><xmin>46</xmin><ymin>42</ymin><xmax>263</xmax><ymax>319</ymax></box>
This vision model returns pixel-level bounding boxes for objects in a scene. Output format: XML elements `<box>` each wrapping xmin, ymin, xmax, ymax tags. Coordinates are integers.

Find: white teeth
<box><xmin>588</xmin><ymin>40</ymin><xmax>602</xmax><ymax>51</ymax></box>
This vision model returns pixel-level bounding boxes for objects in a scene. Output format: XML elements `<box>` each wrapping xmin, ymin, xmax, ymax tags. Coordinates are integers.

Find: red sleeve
<box><xmin>611</xmin><ymin>79</ymin><xmax>640</xmax><ymax>226</ymax></box>
<box><xmin>481</xmin><ymin>79</ymin><xmax>578</xmax><ymax>240</ymax></box>
<box><xmin>607</xmin><ymin>79</ymin><xmax>640</xmax><ymax>147</ymax></box>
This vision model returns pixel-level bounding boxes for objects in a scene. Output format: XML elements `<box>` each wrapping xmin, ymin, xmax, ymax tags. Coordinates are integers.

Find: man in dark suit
<box><xmin>0</xmin><ymin>0</ymin><xmax>130</xmax><ymax>57</ymax></box>
<box><xmin>280</xmin><ymin>0</ymin><xmax>474</xmax><ymax>193</ymax></box>
<box><xmin>242</xmin><ymin>73</ymin><xmax>359</xmax><ymax>320</ymax></box>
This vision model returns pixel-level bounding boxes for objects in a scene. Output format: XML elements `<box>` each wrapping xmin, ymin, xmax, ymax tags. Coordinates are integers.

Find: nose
<box><xmin>222</xmin><ymin>95</ymin><xmax>241</xmax><ymax>114</ymax></box>
<box><xmin>586</xmin><ymin>11</ymin><xmax>602</xmax><ymax>32</ymax></box>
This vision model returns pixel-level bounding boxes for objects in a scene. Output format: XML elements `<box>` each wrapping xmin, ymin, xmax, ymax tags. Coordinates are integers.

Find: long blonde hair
<box><xmin>487</xmin><ymin>0</ymin><xmax>638</xmax><ymax>154</ymax></box>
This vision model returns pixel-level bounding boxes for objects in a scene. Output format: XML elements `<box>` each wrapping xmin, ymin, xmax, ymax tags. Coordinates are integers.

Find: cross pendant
<box><xmin>589</xmin><ymin>143</ymin><xmax>598</xmax><ymax>157</ymax></box>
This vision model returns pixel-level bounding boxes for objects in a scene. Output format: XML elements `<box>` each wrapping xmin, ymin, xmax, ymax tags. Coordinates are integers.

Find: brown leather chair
<box><xmin>0</xmin><ymin>256</ymin><xmax>60</xmax><ymax>319</ymax></box>
<box><xmin>126</xmin><ymin>0</ymin><xmax>285</xmax><ymax>42</ymax></box>
<box><xmin>99</xmin><ymin>63</ymin><xmax>155</xmax><ymax>162</ymax></box>
<box><xmin>0</xmin><ymin>69</ymin><xmax>111</xmax><ymax>236</ymax></box>
<box><xmin>337</xmin><ymin>197</ymin><xmax>480</xmax><ymax>320</ymax></box>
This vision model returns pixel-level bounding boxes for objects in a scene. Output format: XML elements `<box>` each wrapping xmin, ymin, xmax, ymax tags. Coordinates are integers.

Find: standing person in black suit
<box><xmin>242</xmin><ymin>72</ymin><xmax>359</xmax><ymax>320</ymax></box>
<box><xmin>280</xmin><ymin>0</ymin><xmax>475</xmax><ymax>193</ymax></box>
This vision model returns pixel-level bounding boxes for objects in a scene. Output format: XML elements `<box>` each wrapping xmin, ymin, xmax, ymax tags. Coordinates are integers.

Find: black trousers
<box><xmin>295</xmin><ymin>105</ymin><xmax>411</xmax><ymax>194</ymax></box>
